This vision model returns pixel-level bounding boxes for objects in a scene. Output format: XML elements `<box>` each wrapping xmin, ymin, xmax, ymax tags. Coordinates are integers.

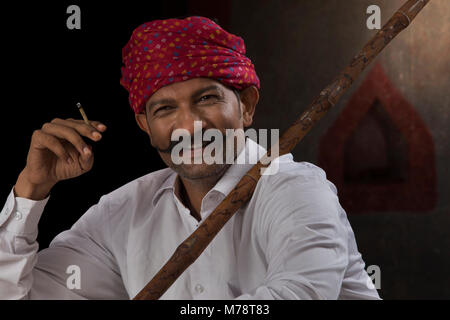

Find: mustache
<box><xmin>153</xmin><ymin>129</ymin><xmax>226</xmax><ymax>154</ymax></box>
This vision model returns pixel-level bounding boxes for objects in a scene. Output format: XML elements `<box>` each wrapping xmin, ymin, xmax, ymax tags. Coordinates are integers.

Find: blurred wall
<box><xmin>227</xmin><ymin>0</ymin><xmax>450</xmax><ymax>299</ymax></box>
<box><xmin>1</xmin><ymin>0</ymin><xmax>447</xmax><ymax>300</ymax></box>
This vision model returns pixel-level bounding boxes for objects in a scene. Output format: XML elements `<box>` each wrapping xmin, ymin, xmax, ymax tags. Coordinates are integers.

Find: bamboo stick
<box><xmin>133</xmin><ymin>0</ymin><xmax>431</xmax><ymax>300</ymax></box>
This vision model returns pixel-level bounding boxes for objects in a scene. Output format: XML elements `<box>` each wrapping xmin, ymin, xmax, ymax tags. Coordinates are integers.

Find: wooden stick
<box><xmin>133</xmin><ymin>0</ymin><xmax>430</xmax><ymax>300</ymax></box>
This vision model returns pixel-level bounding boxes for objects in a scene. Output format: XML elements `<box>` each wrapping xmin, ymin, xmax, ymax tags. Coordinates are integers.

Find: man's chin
<box><xmin>173</xmin><ymin>163</ymin><xmax>230</xmax><ymax>180</ymax></box>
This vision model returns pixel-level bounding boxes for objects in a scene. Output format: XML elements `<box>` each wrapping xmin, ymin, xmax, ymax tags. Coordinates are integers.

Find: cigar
<box><xmin>76</xmin><ymin>102</ymin><xmax>91</xmax><ymax>126</ymax></box>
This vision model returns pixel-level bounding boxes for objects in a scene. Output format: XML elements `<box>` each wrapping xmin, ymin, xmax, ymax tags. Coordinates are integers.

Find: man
<box><xmin>0</xmin><ymin>16</ymin><xmax>380</xmax><ymax>299</ymax></box>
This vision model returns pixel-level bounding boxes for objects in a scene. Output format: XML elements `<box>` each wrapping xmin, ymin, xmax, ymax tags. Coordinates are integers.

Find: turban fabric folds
<box><xmin>120</xmin><ymin>16</ymin><xmax>260</xmax><ymax>114</ymax></box>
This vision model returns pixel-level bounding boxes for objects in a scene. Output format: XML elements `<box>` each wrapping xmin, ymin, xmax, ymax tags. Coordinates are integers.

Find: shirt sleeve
<box><xmin>0</xmin><ymin>186</ymin><xmax>129</xmax><ymax>299</ymax></box>
<box><xmin>235</xmin><ymin>170</ymin><xmax>350</xmax><ymax>300</ymax></box>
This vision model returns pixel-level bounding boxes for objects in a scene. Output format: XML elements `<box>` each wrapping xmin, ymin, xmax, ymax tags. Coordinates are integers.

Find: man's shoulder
<box><xmin>100</xmin><ymin>167</ymin><xmax>174</xmax><ymax>205</ymax></box>
<box><xmin>250</xmin><ymin>157</ymin><xmax>345</xmax><ymax>233</ymax></box>
<box><xmin>254</xmin><ymin>156</ymin><xmax>340</xmax><ymax>213</ymax></box>
<box><xmin>259</xmin><ymin>156</ymin><xmax>330</xmax><ymax>190</ymax></box>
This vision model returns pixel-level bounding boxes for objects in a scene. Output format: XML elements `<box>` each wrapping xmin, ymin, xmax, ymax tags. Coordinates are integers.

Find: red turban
<box><xmin>120</xmin><ymin>16</ymin><xmax>260</xmax><ymax>114</ymax></box>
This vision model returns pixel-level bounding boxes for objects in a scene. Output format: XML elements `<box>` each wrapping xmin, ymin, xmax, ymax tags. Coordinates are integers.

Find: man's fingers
<box><xmin>65</xmin><ymin>118</ymin><xmax>107</xmax><ymax>132</ymax></box>
<box><xmin>41</xmin><ymin>122</ymin><xmax>93</xmax><ymax>156</ymax></box>
<box><xmin>32</xmin><ymin>130</ymin><xmax>72</xmax><ymax>163</ymax></box>
<box><xmin>50</xmin><ymin>118</ymin><xmax>105</xmax><ymax>140</ymax></box>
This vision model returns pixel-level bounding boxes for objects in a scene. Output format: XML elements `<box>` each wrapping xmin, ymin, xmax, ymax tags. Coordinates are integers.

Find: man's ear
<box><xmin>135</xmin><ymin>113</ymin><xmax>149</xmax><ymax>132</ymax></box>
<box><xmin>240</xmin><ymin>86</ymin><xmax>259</xmax><ymax>127</ymax></box>
<box><xmin>135</xmin><ymin>112</ymin><xmax>155</xmax><ymax>144</ymax></box>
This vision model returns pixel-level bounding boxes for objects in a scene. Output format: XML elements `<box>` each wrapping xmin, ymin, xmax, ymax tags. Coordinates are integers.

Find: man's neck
<box><xmin>175</xmin><ymin>166</ymin><xmax>230</xmax><ymax>222</ymax></box>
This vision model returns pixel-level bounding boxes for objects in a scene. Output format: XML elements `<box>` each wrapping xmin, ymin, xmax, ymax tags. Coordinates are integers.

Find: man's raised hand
<box><xmin>14</xmin><ymin>118</ymin><xmax>107</xmax><ymax>200</ymax></box>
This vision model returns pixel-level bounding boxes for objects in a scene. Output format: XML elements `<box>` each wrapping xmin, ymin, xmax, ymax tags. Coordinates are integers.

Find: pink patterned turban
<box><xmin>120</xmin><ymin>16</ymin><xmax>260</xmax><ymax>114</ymax></box>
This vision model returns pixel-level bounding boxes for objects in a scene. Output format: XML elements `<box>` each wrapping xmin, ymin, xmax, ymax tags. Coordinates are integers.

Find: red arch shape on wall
<box><xmin>318</xmin><ymin>63</ymin><xmax>437</xmax><ymax>214</ymax></box>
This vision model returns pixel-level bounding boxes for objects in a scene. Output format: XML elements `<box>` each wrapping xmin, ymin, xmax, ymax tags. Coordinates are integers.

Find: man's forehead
<box><xmin>145</xmin><ymin>78</ymin><xmax>227</xmax><ymax>106</ymax></box>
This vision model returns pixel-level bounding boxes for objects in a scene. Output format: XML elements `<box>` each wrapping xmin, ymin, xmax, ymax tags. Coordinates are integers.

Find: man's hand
<box><xmin>14</xmin><ymin>118</ymin><xmax>107</xmax><ymax>200</ymax></box>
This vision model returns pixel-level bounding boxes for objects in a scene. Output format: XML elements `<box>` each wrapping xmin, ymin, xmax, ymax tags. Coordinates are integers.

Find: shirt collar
<box><xmin>151</xmin><ymin>138</ymin><xmax>267</xmax><ymax>207</ymax></box>
<box><xmin>151</xmin><ymin>170</ymin><xmax>178</xmax><ymax>206</ymax></box>
<box><xmin>210</xmin><ymin>138</ymin><xmax>267</xmax><ymax>197</ymax></box>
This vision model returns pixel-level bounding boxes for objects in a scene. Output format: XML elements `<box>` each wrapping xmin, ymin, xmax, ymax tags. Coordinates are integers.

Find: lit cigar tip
<box><xmin>76</xmin><ymin>102</ymin><xmax>82</xmax><ymax>109</ymax></box>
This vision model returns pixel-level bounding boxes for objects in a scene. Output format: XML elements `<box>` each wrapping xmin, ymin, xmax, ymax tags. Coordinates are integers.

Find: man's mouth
<box><xmin>183</xmin><ymin>141</ymin><xmax>213</xmax><ymax>156</ymax></box>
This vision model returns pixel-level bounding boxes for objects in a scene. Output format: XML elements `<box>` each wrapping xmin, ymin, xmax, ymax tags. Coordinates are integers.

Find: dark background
<box><xmin>1</xmin><ymin>0</ymin><xmax>448</xmax><ymax>299</ymax></box>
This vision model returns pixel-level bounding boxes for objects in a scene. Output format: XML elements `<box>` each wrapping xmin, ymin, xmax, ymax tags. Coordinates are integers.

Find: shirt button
<box><xmin>14</xmin><ymin>212</ymin><xmax>22</xmax><ymax>220</ymax></box>
<box><xmin>194</xmin><ymin>284</ymin><xmax>204</xmax><ymax>294</ymax></box>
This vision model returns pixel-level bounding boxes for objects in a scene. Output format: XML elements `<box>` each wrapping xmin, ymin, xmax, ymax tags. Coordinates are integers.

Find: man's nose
<box><xmin>174</xmin><ymin>107</ymin><xmax>206</xmax><ymax>136</ymax></box>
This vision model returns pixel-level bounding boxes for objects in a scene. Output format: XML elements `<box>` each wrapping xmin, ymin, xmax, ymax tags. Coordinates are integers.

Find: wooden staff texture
<box><xmin>133</xmin><ymin>0</ymin><xmax>430</xmax><ymax>300</ymax></box>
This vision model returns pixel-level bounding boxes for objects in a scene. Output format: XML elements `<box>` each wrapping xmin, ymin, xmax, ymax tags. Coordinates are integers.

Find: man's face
<box><xmin>136</xmin><ymin>78</ymin><xmax>253</xmax><ymax>181</ymax></box>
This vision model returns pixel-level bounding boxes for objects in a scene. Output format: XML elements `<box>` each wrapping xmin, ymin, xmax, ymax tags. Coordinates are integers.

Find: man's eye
<box><xmin>199</xmin><ymin>94</ymin><xmax>218</xmax><ymax>102</ymax></box>
<box><xmin>154</xmin><ymin>106</ymin><xmax>172</xmax><ymax>114</ymax></box>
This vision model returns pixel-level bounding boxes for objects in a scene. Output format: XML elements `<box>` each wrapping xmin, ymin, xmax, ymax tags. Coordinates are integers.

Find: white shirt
<box><xmin>0</xmin><ymin>138</ymin><xmax>380</xmax><ymax>300</ymax></box>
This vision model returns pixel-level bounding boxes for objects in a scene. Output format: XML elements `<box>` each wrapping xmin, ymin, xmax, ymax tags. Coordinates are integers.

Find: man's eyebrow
<box><xmin>191</xmin><ymin>85</ymin><xmax>224</xmax><ymax>99</ymax></box>
<box><xmin>146</xmin><ymin>85</ymin><xmax>224</xmax><ymax>113</ymax></box>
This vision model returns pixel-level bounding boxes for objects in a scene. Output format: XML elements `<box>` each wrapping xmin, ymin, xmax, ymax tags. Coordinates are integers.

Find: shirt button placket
<box><xmin>194</xmin><ymin>283</ymin><xmax>204</xmax><ymax>294</ymax></box>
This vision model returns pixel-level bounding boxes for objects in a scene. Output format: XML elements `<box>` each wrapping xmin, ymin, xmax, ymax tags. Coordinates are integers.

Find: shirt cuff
<box><xmin>0</xmin><ymin>186</ymin><xmax>50</xmax><ymax>235</ymax></box>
